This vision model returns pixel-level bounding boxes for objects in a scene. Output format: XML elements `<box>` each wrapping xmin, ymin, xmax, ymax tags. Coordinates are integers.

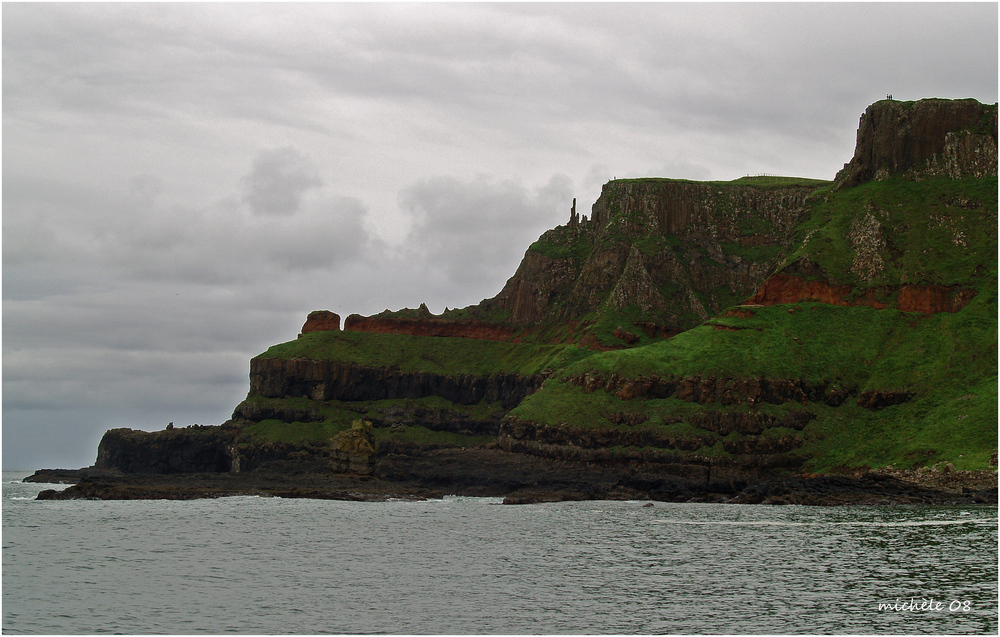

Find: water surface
<box><xmin>3</xmin><ymin>470</ymin><xmax>996</xmax><ymax>634</ymax></box>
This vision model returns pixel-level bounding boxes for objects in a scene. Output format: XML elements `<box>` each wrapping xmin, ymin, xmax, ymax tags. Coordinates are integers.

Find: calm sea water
<box><xmin>2</xmin><ymin>470</ymin><xmax>997</xmax><ymax>634</ymax></box>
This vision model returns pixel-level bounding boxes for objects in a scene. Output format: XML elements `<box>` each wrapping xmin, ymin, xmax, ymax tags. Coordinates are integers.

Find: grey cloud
<box><xmin>241</xmin><ymin>147</ymin><xmax>323</xmax><ymax>216</ymax></box>
<box><xmin>396</xmin><ymin>174</ymin><xmax>572</xmax><ymax>296</ymax></box>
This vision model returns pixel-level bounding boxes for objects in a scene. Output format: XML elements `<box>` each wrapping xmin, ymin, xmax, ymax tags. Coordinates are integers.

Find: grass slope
<box><xmin>510</xmin><ymin>175</ymin><xmax>998</xmax><ymax>471</ymax></box>
<box><xmin>245</xmin><ymin>331</ymin><xmax>596</xmax><ymax>449</ymax></box>
<box><xmin>257</xmin><ymin>329</ymin><xmax>591</xmax><ymax>377</ymax></box>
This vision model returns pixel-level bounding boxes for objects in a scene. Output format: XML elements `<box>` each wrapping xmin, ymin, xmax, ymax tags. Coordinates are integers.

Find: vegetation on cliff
<box><xmin>258</xmin><ymin>330</ymin><xmax>589</xmax><ymax>376</ymax></box>
<box><xmin>92</xmin><ymin>98</ymin><xmax>998</xmax><ymax>491</ymax></box>
<box><xmin>504</xmin><ymin>166</ymin><xmax>996</xmax><ymax>473</ymax></box>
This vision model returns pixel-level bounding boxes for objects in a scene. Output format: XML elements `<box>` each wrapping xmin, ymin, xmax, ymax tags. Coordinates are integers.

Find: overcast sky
<box><xmin>3</xmin><ymin>3</ymin><xmax>997</xmax><ymax>470</ymax></box>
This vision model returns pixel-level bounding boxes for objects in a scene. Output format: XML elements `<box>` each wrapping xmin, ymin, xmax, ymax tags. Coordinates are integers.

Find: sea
<box><xmin>2</xmin><ymin>470</ymin><xmax>997</xmax><ymax>635</ymax></box>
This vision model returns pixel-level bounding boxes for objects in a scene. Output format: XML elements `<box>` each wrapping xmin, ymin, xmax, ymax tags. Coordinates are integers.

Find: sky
<box><xmin>3</xmin><ymin>2</ymin><xmax>997</xmax><ymax>470</ymax></box>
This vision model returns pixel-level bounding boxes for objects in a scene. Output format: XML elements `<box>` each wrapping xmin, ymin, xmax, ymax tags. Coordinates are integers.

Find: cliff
<box><xmin>476</xmin><ymin>177</ymin><xmax>825</xmax><ymax>346</ymax></box>
<box><xmin>500</xmin><ymin>98</ymin><xmax>996</xmax><ymax>484</ymax></box>
<box><xmin>68</xmin><ymin>97</ymin><xmax>997</xmax><ymax>504</ymax></box>
<box><xmin>247</xmin><ymin>357</ymin><xmax>542</xmax><ymax>409</ymax></box>
<box><xmin>836</xmin><ymin>98</ymin><xmax>997</xmax><ymax>187</ymax></box>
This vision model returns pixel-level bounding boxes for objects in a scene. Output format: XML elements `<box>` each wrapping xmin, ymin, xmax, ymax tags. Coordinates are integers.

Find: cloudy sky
<box><xmin>3</xmin><ymin>3</ymin><xmax>997</xmax><ymax>470</ymax></box>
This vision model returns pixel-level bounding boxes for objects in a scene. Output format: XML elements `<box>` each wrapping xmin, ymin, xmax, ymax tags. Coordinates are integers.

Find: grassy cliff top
<box><xmin>256</xmin><ymin>330</ymin><xmax>593</xmax><ymax>377</ymax></box>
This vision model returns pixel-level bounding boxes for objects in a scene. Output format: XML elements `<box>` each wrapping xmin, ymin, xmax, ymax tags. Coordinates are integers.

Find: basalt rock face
<box><xmin>480</xmin><ymin>180</ymin><xmax>816</xmax><ymax>332</ymax></box>
<box><xmin>564</xmin><ymin>372</ymin><xmax>858</xmax><ymax>408</ymax></box>
<box><xmin>95</xmin><ymin>426</ymin><xmax>236</xmax><ymax>474</ymax></box>
<box><xmin>249</xmin><ymin>357</ymin><xmax>543</xmax><ymax>409</ymax></box>
<box><xmin>836</xmin><ymin>99</ymin><xmax>997</xmax><ymax>188</ymax></box>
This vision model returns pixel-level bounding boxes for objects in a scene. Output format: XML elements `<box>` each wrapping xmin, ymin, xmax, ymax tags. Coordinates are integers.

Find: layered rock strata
<box><xmin>249</xmin><ymin>357</ymin><xmax>543</xmax><ymax>409</ymax></box>
<box><xmin>746</xmin><ymin>273</ymin><xmax>977</xmax><ymax>314</ymax></box>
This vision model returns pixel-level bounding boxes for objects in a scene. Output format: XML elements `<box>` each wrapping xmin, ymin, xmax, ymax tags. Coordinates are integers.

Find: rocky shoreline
<box><xmin>26</xmin><ymin>448</ymin><xmax>998</xmax><ymax>506</ymax></box>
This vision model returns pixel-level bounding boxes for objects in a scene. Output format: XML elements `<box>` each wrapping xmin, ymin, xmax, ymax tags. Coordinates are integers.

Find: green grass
<box><xmin>246</xmin><ymin>172</ymin><xmax>997</xmax><ymax>472</ymax></box>
<box><xmin>528</xmin><ymin>225</ymin><xmax>594</xmax><ymax>261</ymax></box>
<box><xmin>257</xmin><ymin>330</ymin><xmax>586</xmax><ymax>377</ymax></box>
<box><xmin>238</xmin><ymin>395</ymin><xmax>507</xmax><ymax>448</ymax></box>
<box><xmin>720</xmin><ymin>242</ymin><xmax>785</xmax><ymax>263</ymax></box>
<box><xmin>785</xmin><ymin>176</ymin><xmax>997</xmax><ymax>287</ymax></box>
<box><xmin>512</xmin><ymin>278</ymin><xmax>997</xmax><ymax>470</ymax></box>
<box><xmin>797</xmin><ymin>378</ymin><xmax>998</xmax><ymax>471</ymax></box>
<box><xmin>738</xmin><ymin>217</ymin><xmax>776</xmax><ymax>236</ymax></box>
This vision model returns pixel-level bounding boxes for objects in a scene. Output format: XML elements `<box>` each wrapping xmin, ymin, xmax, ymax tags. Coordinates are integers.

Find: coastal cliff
<box><xmin>45</xmin><ymin>97</ymin><xmax>997</xmax><ymax>504</ymax></box>
<box><xmin>476</xmin><ymin>177</ymin><xmax>822</xmax><ymax>344</ymax></box>
<box><xmin>247</xmin><ymin>357</ymin><xmax>542</xmax><ymax>409</ymax></box>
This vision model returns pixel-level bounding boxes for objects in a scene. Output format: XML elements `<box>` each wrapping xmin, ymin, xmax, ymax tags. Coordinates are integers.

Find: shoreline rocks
<box><xmin>27</xmin><ymin>453</ymin><xmax>998</xmax><ymax>506</ymax></box>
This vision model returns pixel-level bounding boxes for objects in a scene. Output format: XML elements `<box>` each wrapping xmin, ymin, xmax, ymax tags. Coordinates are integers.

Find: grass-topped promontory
<box><xmin>256</xmin><ymin>329</ymin><xmax>595</xmax><ymax>377</ymax></box>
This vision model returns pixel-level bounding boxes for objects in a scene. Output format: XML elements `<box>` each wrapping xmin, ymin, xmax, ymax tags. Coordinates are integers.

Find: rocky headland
<box><xmin>30</xmin><ymin>98</ymin><xmax>998</xmax><ymax>505</ymax></box>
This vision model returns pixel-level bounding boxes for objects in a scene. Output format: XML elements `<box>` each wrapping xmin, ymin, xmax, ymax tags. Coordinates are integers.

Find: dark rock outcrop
<box><xmin>365</xmin><ymin>404</ymin><xmax>503</xmax><ymax>436</ymax></box>
<box><xmin>95</xmin><ymin>426</ymin><xmax>236</xmax><ymax>474</ymax></box>
<box><xmin>248</xmin><ymin>357</ymin><xmax>543</xmax><ymax>409</ymax></box>
<box><xmin>566</xmin><ymin>372</ymin><xmax>847</xmax><ymax>407</ymax></box>
<box><xmin>836</xmin><ymin>98</ymin><xmax>998</xmax><ymax>188</ymax></box>
<box><xmin>480</xmin><ymin>180</ymin><xmax>816</xmax><ymax>331</ymax></box>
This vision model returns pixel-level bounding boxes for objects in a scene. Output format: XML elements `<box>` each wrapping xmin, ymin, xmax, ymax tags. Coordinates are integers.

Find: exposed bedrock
<box><xmin>746</xmin><ymin>273</ymin><xmax>977</xmax><ymax>314</ymax></box>
<box><xmin>231</xmin><ymin>399</ymin><xmax>503</xmax><ymax>437</ymax></box>
<box><xmin>300</xmin><ymin>310</ymin><xmax>341</xmax><ymax>334</ymax></box>
<box><xmin>589</xmin><ymin>180</ymin><xmax>814</xmax><ymax>239</ymax></box>
<box><xmin>231</xmin><ymin>400</ymin><xmax>326</xmax><ymax>424</ymax></box>
<box><xmin>836</xmin><ymin>98</ymin><xmax>998</xmax><ymax>188</ymax></box>
<box><xmin>249</xmin><ymin>357</ymin><xmax>544</xmax><ymax>409</ymax></box>
<box><xmin>482</xmin><ymin>181</ymin><xmax>815</xmax><ymax>327</ymax></box>
<box><xmin>687</xmin><ymin>409</ymin><xmax>816</xmax><ymax>435</ymax></box>
<box><xmin>499</xmin><ymin>415</ymin><xmax>809</xmax><ymax>457</ymax></box>
<box><xmin>95</xmin><ymin>426</ymin><xmax>236</xmax><ymax>474</ymax></box>
<box><xmin>343</xmin><ymin>315</ymin><xmax>515</xmax><ymax>341</ymax></box>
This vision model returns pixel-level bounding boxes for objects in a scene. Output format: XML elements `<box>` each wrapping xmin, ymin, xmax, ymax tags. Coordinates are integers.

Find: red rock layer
<box><xmin>301</xmin><ymin>310</ymin><xmax>341</xmax><ymax>333</ymax></box>
<box><xmin>343</xmin><ymin>315</ymin><xmax>516</xmax><ymax>341</ymax></box>
<box><xmin>896</xmin><ymin>285</ymin><xmax>977</xmax><ymax>314</ymax></box>
<box><xmin>746</xmin><ymin>274</ymin><xmax>976</xmax><ymax>314</ymax></box>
